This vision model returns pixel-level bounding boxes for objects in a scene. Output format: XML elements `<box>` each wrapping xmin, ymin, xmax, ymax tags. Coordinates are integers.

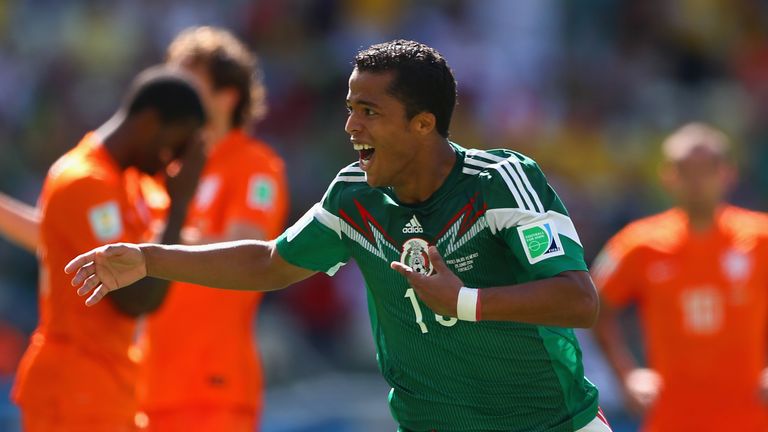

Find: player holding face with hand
<box><xmin>15</xmin><ymin>66</ymin><xmax>206</xmax><ymax>432</ymax></box>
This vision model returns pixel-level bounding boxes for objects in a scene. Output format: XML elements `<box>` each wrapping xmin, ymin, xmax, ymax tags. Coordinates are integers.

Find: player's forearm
<box><xmin>182</xmin><ymin>221</ymin><xmax>266</xmax><ymax>245</ymax></box>
<box><xmin>0</xmin><ymin>193</ymin><xmax>39</xmax><ymax>253</ymax></box>
<box><xmin>158</xmin><ymin>204</ymin><xmax>190</xmax><ymax>245</ymax></box>
<box><xmin>141</xmin><ymin>240</ymin><xmax>290</xmax><ymax>291</ymax></box>
<box><xmin>479</xmin><ymin>271</ymin><xmax>598</xmax><ymax>328</ymax></box>
<box><xmin>593</xmin><ymin>303</ymin><xmax>639</xmax><ymax>379</ymax></box>
<box><xmin>110</xmin><ymin>197</ymin><xmax>192</xmax><ymax>316</ymax></box>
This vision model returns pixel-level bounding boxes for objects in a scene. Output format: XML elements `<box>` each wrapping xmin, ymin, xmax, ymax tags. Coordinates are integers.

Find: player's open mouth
<box><xmin>354</xmin><ymin>143</ymin><xmax>376</xmax><ymax>170</ymax></box>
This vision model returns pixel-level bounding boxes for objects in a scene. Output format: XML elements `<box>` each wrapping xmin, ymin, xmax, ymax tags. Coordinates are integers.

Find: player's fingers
<box><xmin>65</xmin><ymin>250</ymin><xmax>97</xmax><ymax>274</ymax></box>
<box><xmin>390</xmin><ymin>261</ymin><xmax>414</xmax><ymax>276</ymax></box>
<box><xmin>427</xmin><ymin>246</ymin><xmax>449</xmax><ymax>274</ymax></box>
<box><xmin>391</xmin><ymin>261</ymin><xmax>429</xmax><ymax>287</ymax></box>
<box><xmin>71</xmin><ymin>262</ymin><xmax>95</xmax><ymax>287</ymax></box>
<box><xmin>98</xmin><ymin>244</ymin><xmax>125</xmax><ymax>261</ymax></box>
<box><xmin>77</xmin><ymin>273</ymin><xmax>102</xmax><ymax>297</ymax></box>
<box><xmin>85</xmin><ymin>284</ymin><xmax>108</xmax><ymax>307</ymax></box>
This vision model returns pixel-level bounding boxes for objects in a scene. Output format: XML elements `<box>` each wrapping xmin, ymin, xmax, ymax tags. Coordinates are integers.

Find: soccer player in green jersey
<box><xmin>66</xmin><ymin>40</ymin><xmax>611</xmax><ymax>432</ymax></box>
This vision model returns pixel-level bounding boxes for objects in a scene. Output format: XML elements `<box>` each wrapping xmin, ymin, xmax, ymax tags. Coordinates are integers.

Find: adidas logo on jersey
<box><xmin>402</xmin><ymin>215</ymin><xmax>424</xmax><ymax>234</ymax></box>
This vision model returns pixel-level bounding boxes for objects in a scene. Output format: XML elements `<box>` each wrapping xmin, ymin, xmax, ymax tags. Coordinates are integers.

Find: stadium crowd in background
<box><xmin>0</xmin><ymin>1</ymin><xmax>768</xmax><ymax>430</ymax></box>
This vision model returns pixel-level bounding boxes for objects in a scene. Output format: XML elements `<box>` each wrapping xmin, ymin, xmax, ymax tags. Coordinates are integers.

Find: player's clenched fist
<box><xmin>65</xmin><ymin>243</ymin><xmax>147</xmax><ymax>306</ymax></box>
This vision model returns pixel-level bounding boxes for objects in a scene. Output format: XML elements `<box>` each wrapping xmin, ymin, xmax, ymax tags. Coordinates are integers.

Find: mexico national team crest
<box><xmin>400</xmin><ymin>238</ymin><xmax>433</xmax><ymax>276</ymax></box>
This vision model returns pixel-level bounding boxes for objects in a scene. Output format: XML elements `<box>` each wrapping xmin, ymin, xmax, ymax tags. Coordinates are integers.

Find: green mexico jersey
<box><xmin>276</xmin><ymin>144</ymin><xmax>598</xmax><ymax>431</ymax></box>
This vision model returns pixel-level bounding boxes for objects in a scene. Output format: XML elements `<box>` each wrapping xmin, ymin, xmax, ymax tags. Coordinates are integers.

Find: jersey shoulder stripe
<box><xmin>465</xmin><ymin>148</ymin><xmax>507</xmax><ymax>164</ymax></box>
<box><xmin>321</xmin><ymin>162</ymin><xmax>368</xmax><ymax>204</ymax></box>
<box><xmin>466</xmin><ymin>149</ymin><xmax>545</xmax><ymax>213</ymax></box>
<box><xmin>337</xmin><ymin>162</ymin><xmax>366</xmax><ymax>179</ymax></box>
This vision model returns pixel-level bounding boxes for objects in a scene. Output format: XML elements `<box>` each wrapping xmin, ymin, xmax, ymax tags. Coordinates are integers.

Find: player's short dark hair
<box><xmin>354</xmin><ymin>39</ymin><xmax>456</xmax><ymax>138</ymax></box>
<box><xmin>123</xmin><ymin>66</ymin><xmax>206</xmax><ymax>125</ymax></box>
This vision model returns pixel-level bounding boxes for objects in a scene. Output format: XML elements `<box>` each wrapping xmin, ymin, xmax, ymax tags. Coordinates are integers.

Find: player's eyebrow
<box><xmin>346</xmin><ymin>98</ymin><xmax>382</xmax><ymax>109</ymax></box>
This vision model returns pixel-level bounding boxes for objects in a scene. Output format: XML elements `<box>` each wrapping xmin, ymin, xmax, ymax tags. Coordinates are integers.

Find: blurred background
<box><xmin>1</xmin><ymin>0</ymin><xmax>767</xmax><ymax>430</ymax></box>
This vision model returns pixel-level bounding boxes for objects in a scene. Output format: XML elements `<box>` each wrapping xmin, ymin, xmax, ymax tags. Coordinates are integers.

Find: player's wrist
<box><xmin>137</xmin><ymin>243</ymin><xmax>154</xmax><ymax>278</ymax></box>
<box><xmin>457</xmin><ymin>287</ymin><xmax>481</xmax><ymax>321</ymax></box>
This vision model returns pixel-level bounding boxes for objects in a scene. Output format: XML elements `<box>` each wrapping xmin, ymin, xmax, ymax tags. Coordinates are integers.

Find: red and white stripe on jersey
<box><xmin>576</xmin><ymin>407</ymin><xmax>613</xmax><ymax>432</ymax></box>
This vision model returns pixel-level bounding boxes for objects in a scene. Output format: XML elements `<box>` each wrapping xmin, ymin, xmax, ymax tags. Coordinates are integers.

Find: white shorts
<box><xmin>396</xmin><ymin>408</ymin><xmax>614</xmax><ymax>432</ymax></box>
<box><xmin>576</xmin><ymin>408</ymin><xmax>613</xmax><ymax>432</ymax></box>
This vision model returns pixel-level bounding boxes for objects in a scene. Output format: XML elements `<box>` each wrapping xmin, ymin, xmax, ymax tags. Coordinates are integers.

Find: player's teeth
<box><xmin>353</xmin><ymin>144</ymin><xmax>374</xmax><ymax>150</ymax></box>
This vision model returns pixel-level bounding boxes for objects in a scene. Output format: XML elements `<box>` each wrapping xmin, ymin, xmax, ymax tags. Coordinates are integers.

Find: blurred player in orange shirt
<box><xmin>592</xmin><ymin>123</ymin><xmax>768</xmax><ymax>431</ymax></box>
<box><xmin>136</xmin><ymin>27</ymin><xmax>289</xmax><ymax>432</ymax></box>
<box><xmin>0</xmin><ymin>27</ymin><xmax>287</xmax><ymax>431</ymax></box>
<box><xmin>12</xmin><ymin>67</ymin><xmax>206</xmax><ymax>432</ymax></box>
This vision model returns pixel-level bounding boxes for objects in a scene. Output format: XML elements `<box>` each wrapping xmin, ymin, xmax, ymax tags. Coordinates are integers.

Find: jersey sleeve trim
<box><xmin>286</xmin><ymin>203</ymin><xmax>342</xmax><ymax>241</ymax></box>
<box><xmin>314</xmin><ymin>203</ymin><xmax>342</xmax><ymax>237</ymax></box>
<box><xmin>486</xmin><ymin>208</ymin><xmax>582</xmax><ymax>246</ymax></box>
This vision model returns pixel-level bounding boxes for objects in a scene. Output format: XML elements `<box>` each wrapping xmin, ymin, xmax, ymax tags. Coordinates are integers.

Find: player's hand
<box><xmin>622</xmin><ymin>367</ymin><xmax>662</xmax><ymax>415</ymax></box>
<box><xmin>390</xmin><ymin>246</ymin><xmax>463</xmax><ymax>317</ymax></box>
<box><xmin>165</xmin><ymin>134</ymin><xmax>207</xmax><ymax>208</ymax></box>
<box><xmin>759</xmin><ymin>367</ymin><xmax>768</xmax><ymax>404</ymax></box>
<box><xmin>65</xmin><ymin>243</ymin><xmax>147</xmax><ymax>306</ymax></box>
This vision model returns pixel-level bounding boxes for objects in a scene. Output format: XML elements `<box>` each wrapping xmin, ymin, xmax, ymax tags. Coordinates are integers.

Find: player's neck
<box><xmin>684</xmin><ymin>204</ymin><xmax>721</xmax><ymax>232</ymax></box>
<box><xmin>96</xmin><ymin>112</ymin><xmax>133</xmax><ymax>170</ymax></box>
<box><xmin>205</xmin><ymin>115</ymin><xmax>231</xmax><ymax>149</ymax></box>
<box><xmin>392</xmin><ymin>139</ymin><xmax>455</xmax><ymax>204</ymax></box>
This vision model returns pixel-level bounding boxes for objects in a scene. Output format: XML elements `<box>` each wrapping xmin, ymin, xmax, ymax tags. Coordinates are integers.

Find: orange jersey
<box><xmin>593</xmin><ymin>206</ymin><xmax>768</xmax><ymax>431</ymax></box>
<box><xmin>13</xmin><ymin>133</ymin><xmax>160</xmax><ymax>423</ymax></box>
<box><xmin>138</xmin><ymin>130</ymin><xmax>288</xmax><ymax>412</ymax></box>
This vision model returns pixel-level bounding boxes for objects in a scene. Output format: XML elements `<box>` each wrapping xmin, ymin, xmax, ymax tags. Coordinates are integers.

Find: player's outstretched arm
<box><xmin>66</xmin><ymin>243</ymin><xmax>149</xmax><ymax>306</ymax></box>
<box><xmin>66</xmin><ymin>239</ymin><xmax>315</xmax><ymax>307</ymax></box>
<box><xmin>0</xmin><ymin>192</ymin><xmax>39</xmax><ymax>253</ymax></box>
<box><xmin>391</xmin><ymin>246</ymin><xmax>598</xmax><ymax>328</ymax></box>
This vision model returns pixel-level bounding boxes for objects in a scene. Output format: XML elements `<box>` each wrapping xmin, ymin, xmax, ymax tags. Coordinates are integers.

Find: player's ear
<box><xmin>411</xmin><ymin>112</ymin><xmax>436</xmax><ymax>136</ymax></box>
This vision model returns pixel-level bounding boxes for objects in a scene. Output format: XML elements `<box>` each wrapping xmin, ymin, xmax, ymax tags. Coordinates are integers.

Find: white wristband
<box><xmin>456</xmin><ymin>287</ymin><xmax>479</xmax><ymax>322</ymax></box>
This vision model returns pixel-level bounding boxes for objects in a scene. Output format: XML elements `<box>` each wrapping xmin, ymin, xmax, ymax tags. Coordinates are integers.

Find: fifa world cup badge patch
<box><xmin>400</xmin><ymin>238</ymin><xmax>433</xmax><ymax>275</ymax></box>
<box><xmin>88</xmin><ymin>200</ymin><xmax>123</xmax><ymax>241</ymax></box>
<box><xmin>518</xmin><ymin>219</ymin><xmax>564</xmax><ymax>264</ymax></box>
<box><xmin>248</xmin><ymin>175</ymin><xmax>276</xmax><ymax>209</ymax></box>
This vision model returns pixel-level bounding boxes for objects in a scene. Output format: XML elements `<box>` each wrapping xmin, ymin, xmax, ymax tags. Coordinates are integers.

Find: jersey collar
<box><xmin>388</xmin><ymin>142</ymin><xmax>465</xmax><ymax>209</ymax></box>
